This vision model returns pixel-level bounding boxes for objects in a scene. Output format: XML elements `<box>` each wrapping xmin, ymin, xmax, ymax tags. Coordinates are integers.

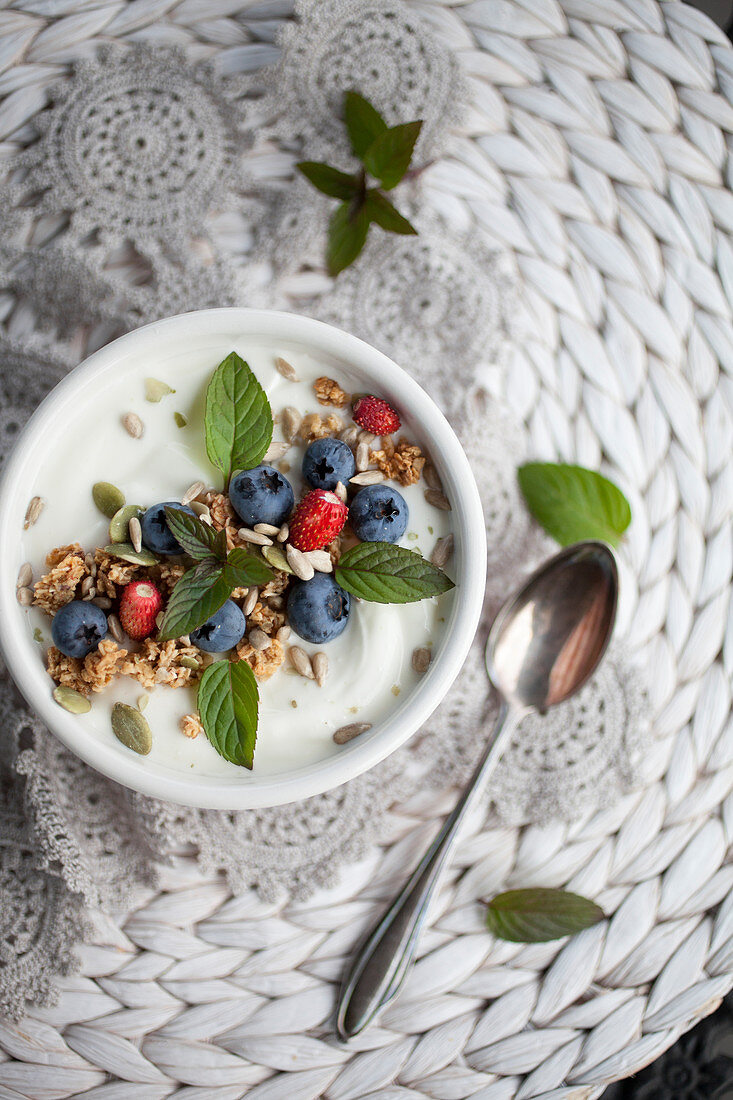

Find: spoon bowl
<box><xmin>487</xmin><ymin>540</ymin><xmax>618</xmax><ymax>713</ymax></box>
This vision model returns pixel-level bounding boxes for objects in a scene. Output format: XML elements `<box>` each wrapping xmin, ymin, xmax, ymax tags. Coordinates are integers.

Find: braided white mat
<box><xmin>1</xmin><ymin>0</ymin><xmax>733</xmax><ymax>1096</ymax></box>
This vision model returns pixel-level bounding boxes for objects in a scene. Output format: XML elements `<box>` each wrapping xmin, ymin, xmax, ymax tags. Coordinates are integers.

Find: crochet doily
<box><xmin>0</xmin><ymin>0</ymin><xmax>730</xmax><ymax>1097</ymax></box>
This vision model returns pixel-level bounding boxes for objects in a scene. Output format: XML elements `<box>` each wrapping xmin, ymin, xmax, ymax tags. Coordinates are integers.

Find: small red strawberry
<box><xmin>352</xmin><ymin>395</ymin><xmax>401</xmax><ymax>435</ymax></box>
<box><xmin>119</xmin><ymin>580</ymin><xmax>163</xmax><ymax>640</ymax></box>
<box><xmin>289</xmin><ymin>489</ymin><xmax>348</xmax><ymax>552</ymax></box>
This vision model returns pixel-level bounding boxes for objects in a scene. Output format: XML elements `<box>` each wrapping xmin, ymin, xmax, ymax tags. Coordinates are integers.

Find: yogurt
<box><xmin>20</xmin><ymin>340</ymin><xmax>454</xmax><ymax>778</ymax></box>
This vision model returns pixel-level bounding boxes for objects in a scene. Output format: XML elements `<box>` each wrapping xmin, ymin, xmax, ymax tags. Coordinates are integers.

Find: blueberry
<box><xmin>287</xmin><ymin>574</ymin><xmax>351</xmax><ymax>644</ymax></box>
<box><xmin>52</xmin><ymin>600</ymin><xmax>108</xmax><ymax>659</ymax></box>
<box><xmin>302</xmin><ymin>437</ymin><xmax>356</xmax><ymax>491</ymax></box>
<box><xmin>141</xmin><ymin>501</ymin><xmax>196</xmax><ymax>556</ymax></box>
<box><xmin>229</xmin><ymin>465</ymin><xmax>295</xmax><ymax>528</ymax></box>
<box><xmin>349</xmin><ymin>484</ymin><xmax>409</xmax><ymax>543</ymax></box>
<box><xmin>190</xmin><ymin>600</ymin><xmax>246</xmax><ymax>653</ymax></box>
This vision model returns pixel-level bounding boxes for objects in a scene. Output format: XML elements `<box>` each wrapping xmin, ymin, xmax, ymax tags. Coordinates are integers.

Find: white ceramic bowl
<box><xmin>0</xmin><ymin>309</ymin><xmax>486</xmax><ymax>809</ymax></box>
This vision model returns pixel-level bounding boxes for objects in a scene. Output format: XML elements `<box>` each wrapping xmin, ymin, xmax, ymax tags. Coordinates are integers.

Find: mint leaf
<box><xmin>297</xmin><ymin>161</ymin><xmax>361</xmax><ymax>200</ymax></box>
<box><xmin>518</xmin><ymin>463</ymin><xmax>631</xmax><ymax>548</ymax></box>
<box><xmin>157</xmin><ymin>560</ymin><xmax>230</xmax><ymax>641</ymax></box>
<box><xmin>223</xmin><ymin>546</ymin><xmax>273</xmax><ymax>589</ymax></box>
<box><xmin>366</xmin><ymin>190</ymin><xmax>417</xmax><ymax>235</ymax></box>
<box><xmin>335</xmin><ymin>542</ymin><xmax>455</xmax><ymax>603</ymax></box>
<box><xmin>344</xmin><ymin>90</ymin><xmax>388</xmax><ymax>159</ymax></box>
<box><xmin>486</xmin><ymin>889</ymin><xmax>604</xmax><ymax>943</ymax></box>
<box><xmin>205</xmin><ymin>352</ymin><xmax>273</xmax><ymax>486</ymax></box>
<box><xmin>363</xmin><ymin>120</ymin><xmax>422</xmax><ymax>190</ymax></box>
<box><xmin>165</xmin><ymin>507</ymin><xmax>227</xmax><ymax>562</ymax></box>
<box><xmin>198</xmin><ymin>659</ymin><xmax>259</xmax><ymax>769</ymax></box>
<box><xmin>327</xmin><ymin>200</ymin><xmax>370</xmax><ymax>276</ymax></box>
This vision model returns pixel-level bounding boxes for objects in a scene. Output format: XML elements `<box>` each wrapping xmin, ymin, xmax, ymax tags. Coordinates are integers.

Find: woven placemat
<box><xmin>0</xmin><ymin>1</ymin><xmax>733</xmax><ymax>1097</ymax></box>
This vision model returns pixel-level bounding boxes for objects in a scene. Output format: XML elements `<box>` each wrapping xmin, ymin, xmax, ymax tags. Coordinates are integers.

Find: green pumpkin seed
<box><xmin>93</xmin><ymin>482</ymin><xmax>126</xmax><ymax>518</ymax></box>
<box><xmin>111</xmin><ymin>702</ymin><xmax>152</xmax><ymax>755</ymax></box>
<box><xmin>145</xmin><ymin>377</ymin><xmax>175</xmax><ymax>402</ymax></box>
<box><xmin>174</xmin><ymin>411</ymin><xmax>187</xmax><ymax>428</ymax></box>
<box><xmin>109</xmin><ymin>504</ymin><xmax>144</xmax><ymax>543</ymax></box>
<box><xmin>262</xmin><ymin>545</ymin><xmax>294</xmax><ymax>574</ymax></box>
<box><xmin>179</xmin><ymin>656</ymin><xmax>200</xmax><ymax>670</ymax></box>
<box><xmin>103</xmin><ymin>543</ymin><xmax>159</xmax><ymax>566</ymax></box>
<box><xmin>53</xmin><ymin>686</ymin><xmax>91</xmax><ymax>714</ymax></box>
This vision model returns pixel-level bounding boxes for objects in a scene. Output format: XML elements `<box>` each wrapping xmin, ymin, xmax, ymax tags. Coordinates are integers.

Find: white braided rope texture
<box><xmin>0</xmin><ymin>0</ymin><xmax>733</xmax><ymax>1096</ymax></box>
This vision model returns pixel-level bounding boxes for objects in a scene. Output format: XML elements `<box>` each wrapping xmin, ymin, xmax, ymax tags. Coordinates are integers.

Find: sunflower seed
<box><xmin>82</xmin><ymin>588</ymin><xmax>96</xmax><ymax>602</ymax></box>
<box><xmin>312</xmin><ymin>652</ymin><xmax>328</xmax><ymax>687</ymax></box>
<box><xmin>356</xmin><ymin>441</ymin><xmax>371</xmax><ymax>471</ymax></box>
<box><xmin>128</xmin><ymin>516</ymin><xmax>143</xmax><ymax>553</ymax></box>
<box><xmin>104</xmin><ymin>543</ymin><xmax>159</xmax><ymax>566</ymax></box>
<box><xmin>107</xmin><ymin>613</ymin><xmax>124</xmax><ymax>643</ymax></box>
<box><xmin>275</xmin><ymin>356</ymin><xmax>299</xmax><ymax>382</ymax></box>
<box><xmin>286</xmin><ymin>543</ymin><xmax>315</xmax><ymax>581</ymax></box>
<box><xmin>238</xmin><ymin>528</ymin><xmax>273</xmax><ymax>547</ymax></box>
<box><xmin>16</xmin><ymin>586</ymin><xmax>33</xmax><ymax>606</ymax></box>
<box><xmin>249</xmin><ymin>627</ymin><xmax>271</xmax><ymax>652</ymax></box>
<box><xmin>24</xmin><ymin>496</ymin><xmax>43</xmax><ymax>528</ymax></box>
<box><xmin>138</xmin><ymin>694</ymin><xmax>149</xmax><ymax>711</ymax></box>
<box><xmin>111</xmin><ymin>703</ymin><xmax>152</xmax><ymax>755</ymax></box>
<box><xmin>289</xmin><ymin>645</ymin><xmax>315</xmax><ymax>679</ymax></box>
<box><xmin>350</xmin><ymin>471</ymin><xmax>386</xmax><ymax>486</ymax></box>
<box><xmin>282</xmin><ymin>407</ymin><xmax>302</xmax><ymax>442</ymax></box>
<box><xmin>109</xmin><ymin>504</ymin><xmax>143</xmax><ymax>543</ymax></box>
<box><xmin>431</xmin><ymin>533</ymin><xmax>454</xmax><ymax>569</ymax></box>
<box><xmin>276</xmin><ymin>625</ymin><xmax>291</xmax><ymax>643</ymax></box>
<box><xmin>92</xmin><ymin>596</ymin><xmax>112</xmax><ymax>609</ymax></box>
<box><xmin>122</xmin><ymin>412</ymin><xmax>144</xmax><ymax>438</ymax></box>
<box><xmin>81</xmin><ymin>575</ymin><xmax>95</xmax><ymax>597</ymax></box>
<box><xmin>84</xmin><ymin>552</ymin><xmax>95</xmax><ymax>569</ymax></box>
<box><xmin>412</xmin><ymin>647</ymin><xmax>432</xmax><ymax>674</ymax></box>
<box><xmin>262</xmin><ymin>545</ymin><xmax>294</xmax><ymax>574</ymax></box>
<box><xmin>145</xmin><ymin>377</ymin><xmax>175</xmax><ymax>402</ymax></box>
<box><xmin>306</xmin><ymin>549</ymin><xmax>333</xmax><ymax>573</ymax></box>
<box><xmin>340</xmin><ymin>426</ymin><xmax>359</xmax><ymax>449</ymax></box>
<box><xmin>53</xmin><ymin>686</ymin><xmax>91</xmax><ymax>714</ymax></box>
<box><xmin>423</xmin><ymin>464</ymin><xmax>443</xmax><ymax>491</ymax></box>
<box><xmin>277</xmin><ymin>523</ymin><xmax>289</xmax><ymax>542</ymax></box>
<box><xmin>93</xmin><ymin>482</ymin><xmax>126</xmax><ymax>518</ymax></box>
<box><xmin>381</xmin><ymin>435</ymin><xmax>395</xmax><ymax>459</ymax></box>
<box><xmin>334</xmin><ymin>481</ymin><xmax>348</xmax><ymax>503</ymax></box>
<box><xmin>358</xmin><ymin>430</ymin><xmax>376</xmax><ymax>446</ymax></box>
<box><xmin>16</xmin><ymin>562</ymin><xmax>32</xmax><ymax>589</ymax></box>
<box><xmin>264</xmin><ymin>440</ymin><xmax>290</xmax><ymax>463</ymax></box>
<box><xmin>333</xmin><ymin>722</ymin><xmax>372</xmax><ymax>745</ymax></box>
<box><xmin>268</xmin><ymin>595</ymin><xmax>284</xmax><ymax>609</ymax></box>
<box><xmin>181</xmin><ymin>481</ymin><xmax>205</xmax><ymax>506</ymax></box>
<box><xmin>425</xmin><ymin>488</ymin><xmax>451</xmax><ymax>510</ymax></box>
<box><xmin>254</xmin><ymin>523</ymin><xmax>281</xmax><ymax>536</ymax></box>
<box><xmin>190</xmin><ymin>501</ymin><xmax>211</xmax><ymax>520</ymax></box>
<box><xmin>178</xmin><ymin>656</ymin><xmax>200</xmax><ymax>670</ymax></box>
<box><xmin>243</xmin><ymin>587</ymin><xmax>259</xmax><ymax>616</ymax></box>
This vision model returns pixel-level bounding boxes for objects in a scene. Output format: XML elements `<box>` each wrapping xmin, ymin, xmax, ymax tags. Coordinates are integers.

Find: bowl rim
<box><xmin>0</xmin><ymin>308</ymin><xmax>487</xmax><ymax>808</ymax></box>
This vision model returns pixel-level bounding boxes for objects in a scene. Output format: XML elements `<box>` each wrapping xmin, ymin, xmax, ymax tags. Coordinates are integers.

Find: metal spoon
<box><xmin>336</xmin><ymin>540</ymin><xmax>618</xmax><ymax>1040</ymax></box>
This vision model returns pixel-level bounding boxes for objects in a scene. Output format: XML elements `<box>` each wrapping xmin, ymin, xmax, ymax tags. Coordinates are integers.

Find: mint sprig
<box><xmin>335</xmin><ymin>542</ymin><xmax>454</xmax><ymax>604</ymax></box>
<box><xmin>486</xmin><ymin>889</ymin><xmax>604</xmax><ymax>943</ymax></box>
<box><xmin>156</xmin><ymin>507</ymin><xmax>271</xmax><ymax>640</ymax></box>
<box><xmin>198</xmin><ymin>659</ymin><xmax>259</xmax><ymax>769</ymax></box>
<box><xmin>297</xmin><ymin>90</ymin><xmax>421</xmax><ymax>275</ymax></box>
<box><xmin>205</xmin><ymin>351</ymin><xmax>273</xmax><ymax>486</ymax></box>
<box><xmin>518</xmin><ymin>463</ymin><xmax>631</xmax><ymax>548</ymax></box>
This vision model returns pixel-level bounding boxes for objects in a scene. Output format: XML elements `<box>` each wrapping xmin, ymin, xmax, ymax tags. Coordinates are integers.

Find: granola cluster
<box><xmin>298</xmin><ymin>411</ymin><xmax>344</xmax><ymax>442</ymax></box>
<box><xmin>236</xmin><ymin>636</ymin><xmax>285</xmax><ymax>681</ymax></box>
<box><xmin>47</xmin><ymin>639</ymin><xmax>128</xmax><ymax>695</ymax></box>
<box><xmin>33</xmin><ymin>545</ymin><xmax>88</xmax><ymax>614</ymax></box>
<box><xmin>371</xmin><ymin>438</ymin><xmax>426</xmax><ymax>486</ymax></box>
<box><xmin>119</xmin><ymin>638</ymin><xmax>206</xmax><ymax>691</ymax></box>
<box><xmin>314</xmin><ymin>376</ymin><xmax>350</xmax><ymax>408</ymax></box>
<box><xmin>180</xmin><ymin>713</ymin><xmax>204</xmax><ymax>739</ymax></box>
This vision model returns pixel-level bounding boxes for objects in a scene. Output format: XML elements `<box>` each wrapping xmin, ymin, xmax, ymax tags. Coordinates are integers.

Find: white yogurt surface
<box><xmin>21</xmin><ymin>340</ymin><xmax>454</xmax><ymax>778</ymax></box>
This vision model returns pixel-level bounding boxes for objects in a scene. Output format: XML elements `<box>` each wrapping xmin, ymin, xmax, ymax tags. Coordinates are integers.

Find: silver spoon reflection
<box><xmin>336</xmin><ymin>540</ymin><xmax>618</xmax><ymax>1041</ymax></box>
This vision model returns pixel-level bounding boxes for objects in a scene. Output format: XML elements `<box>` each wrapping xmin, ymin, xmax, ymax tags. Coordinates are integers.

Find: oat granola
<box><xmin>371</xmin><ymin>438</ymin><xmax>426</xmax><ymax>486</ymax></box>
<box><xmin>314</xmin><ymin>376</ymin><xmax>350</xmax><ymax>408</ymax></box>
<box><xmin>180</xmin><ymin>713</ymin><xmax>203</xmax><ymax>739</ymax></box>
<box><xmin>235</xmin><ymin>636</ymin><xmax>285</xmax><ymax>680</ymax></box>
<box><xmin>33</xmin><ymin>547</ymin><xmax>89</xmax><ymax>614</ymax></box>
<box><xmin>297</xmin><ymin>411</ymin><xmax>344</xmax><ymax>442</ymax></box>
<box><xmin>47</xmin><ymin>638</ymin><xmax>128</xmax><ymax>695</ymax></box>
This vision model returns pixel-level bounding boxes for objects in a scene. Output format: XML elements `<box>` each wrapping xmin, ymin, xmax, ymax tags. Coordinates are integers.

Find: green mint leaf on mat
<box><xmin>518</xmin><ymin>462</ymin><xmax>631</xmax><ymax>548</ymax></box>
<box><xmin>165</xmin><ymin>507</ymin><xmax>227</xmax><ymax>562</ymax></box>
<box><xmin>205</xmin><ymin>351</ymin><xmax>273</xmax><ymax>486</ymax></box>
<box><xmin>223</xmin><ymin>546</ymin><xmax>273</xmax><ymax>589</ymax></box>
<box><xmin>327</xmin><ymin>200</ymin><xmax>370</xmax><ymax>276</ymax></box>
<box><xmin>198</xmin><ymin>659</ymin><xmax>259</xmax><ymax>769</ymax></box>
<box><xmin>157</xmin><ymin>560</ymin><xmax>230</xmax><ymax>641</ymax></box>
<box><xmin>343</xmin><ymin>90</ymin><xmax>388</xmax><ymax>159</ymax></box>
<box><xmin>296</xmin><ymin>161</ymin><xmax>361</xmax><ymax>200</ymax></box>
<box><xmin>335</xmin><ymin>542</ymin><xmax>455</xmax><ymax>604</ymax></box>
<box><xmin>363</xmin><ymin>120</ymin><xmax>423</xmax><ymax>190</ymax></box>
<box><xmin>365</xmin><ymin>190</ymin><xmax>418</xmax><ymax>235</ymax></box>
<box><xmin>486</xmin><ymin>889</ymin><xmax>604</xmax><ymax>943</ymax></box>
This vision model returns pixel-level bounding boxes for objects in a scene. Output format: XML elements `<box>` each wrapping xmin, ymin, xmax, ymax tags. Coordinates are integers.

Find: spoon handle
<box><xmin>336</xmin><ymin>702</ymin><xmax>520</xmax><ymax>1040</ymax></box>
